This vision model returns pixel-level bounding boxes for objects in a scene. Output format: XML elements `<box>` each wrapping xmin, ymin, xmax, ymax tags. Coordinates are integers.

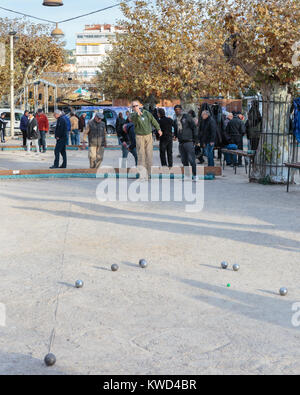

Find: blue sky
<box><xmin>0</xmin><ymin>0</ymin><xmax>128</xmax><ymax>48</ymax></box>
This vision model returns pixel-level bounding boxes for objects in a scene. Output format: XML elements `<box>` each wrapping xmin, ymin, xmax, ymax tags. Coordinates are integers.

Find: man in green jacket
<box><xmin>131</xmin><ymin>100</ymin><xmax>162</xmax><ymax>180</ymax></box>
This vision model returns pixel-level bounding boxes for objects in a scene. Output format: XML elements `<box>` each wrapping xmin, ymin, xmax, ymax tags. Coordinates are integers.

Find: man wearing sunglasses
<box><xmin>130</xmin><ymin>100</ymin><xmax>162</xmax><ymax>180</ymax></box>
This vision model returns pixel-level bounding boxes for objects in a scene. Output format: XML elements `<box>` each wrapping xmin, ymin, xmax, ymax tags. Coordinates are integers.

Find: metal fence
<box><xmin>251</xmin><ymin>97</ymin><xmax>299</xmax><ymax>183</ymax></box>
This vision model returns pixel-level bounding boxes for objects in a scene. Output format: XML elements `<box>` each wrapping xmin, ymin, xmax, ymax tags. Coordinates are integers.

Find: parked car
<box><xmin>49</xmin><ymin>109</ymin><xmax>118</xmax><ymax>135</ymax></box>
<box><xmin>75</xmin><ymin>109</ymin><xmax>118</xmax><ymax>134</ymax></box>
<box><xmin>49</xmin><ymin>112</ymin><xmax>71</xmax><ymax>134</ymax></box>
<box><xmin>0</xmin><ymin>108</ymin><xmax>24</xmax><ymax>136</ymax></box>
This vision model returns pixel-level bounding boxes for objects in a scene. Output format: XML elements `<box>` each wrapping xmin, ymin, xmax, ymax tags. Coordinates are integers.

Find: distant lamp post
<box><xmin>9</xmin><ymin>31</ymin><xmax>17</xmax><ymax>139</ymax></box>
<box><xmin>43</xmin><ymin>0</ymin><xmax>64</xmax><ymax>6</ymax></box>
<box><xmin>51</xmin><ymin>23</ymin><xmax>64</xmax><ymax>38</ymax></box>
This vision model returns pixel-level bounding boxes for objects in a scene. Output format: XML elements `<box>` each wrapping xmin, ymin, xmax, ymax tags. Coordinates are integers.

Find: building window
<box><xmin>77</xmin><ymin>46</ymin><xmax>88</xmax><ymax>54</ymax></box>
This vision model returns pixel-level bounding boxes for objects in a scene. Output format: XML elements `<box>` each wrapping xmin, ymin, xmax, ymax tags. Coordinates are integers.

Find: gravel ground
<box><xmin>0</xmin><ymin>148</ymin><xmax>300</xmax><ymax>375</ymax></box>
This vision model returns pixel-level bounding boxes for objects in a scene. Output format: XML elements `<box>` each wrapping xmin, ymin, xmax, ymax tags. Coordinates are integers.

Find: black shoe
<box><xmin>59</xmin><ymin>165</ymin><xmax>66</xmax><ymax>168</ymax></box>
<box><xmin>49</xmin><ymin>165</ymin><xmax>58</xmax><ymax>169</ymax></box>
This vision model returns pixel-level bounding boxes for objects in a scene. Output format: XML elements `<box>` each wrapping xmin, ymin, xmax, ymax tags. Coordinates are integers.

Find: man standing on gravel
<box><xmin>36</xmin><ymin>109</ymin><xmax>49</xmax><ymax>153</ymax></box>
<box><xmin>82</xmin><ymin>112</ymin><xmax>107</xmax><ymax>169</ymax></box>
<box><xmin>50</xmin><ymin>110</ymin><xmax>68</xmax><ymax>169</ymax></box>
<box><xmin>26</xmin><ymin>112</ymin><xmax>40</xmax><ymax>155</ymax></box>
<box><xmin>130</xmin><ymin>100</ymin><xmax>162</xmax><ymax>180</ymax></box>
<box><xmin>174</xmin><ymin>105</ymin><xmax>199</xmax><ymax>180</ymax></box>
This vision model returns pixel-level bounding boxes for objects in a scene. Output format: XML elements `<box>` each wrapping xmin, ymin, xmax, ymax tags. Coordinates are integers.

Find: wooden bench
<box><xmin>221</xmin><ymin>149</ymin><xmax>256</xmax><ymax>179</ymax></box>
<box><xmin>284</xmin><ymin>162</ymin><xmax>300</xmax><ymax>192</ymax></box>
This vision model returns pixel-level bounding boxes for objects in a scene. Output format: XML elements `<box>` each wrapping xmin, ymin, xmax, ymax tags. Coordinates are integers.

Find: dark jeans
<box><xmin>160</xmin><ymin>138</ymin><xmax>173</xmax><ymax>167</ymax></box>
<box><xmin>54</xmin><ymin>139</ymin><xmax>67</xmax><ymax>168</ymax></box>
<box><xmin>1</xmin><ymin>127</ymin><xmax>6</xmax><ymax>142</ymax></box>
<box><xmin>224</xmin><ymin>144</ymin><xmax>238</xmax><ymax>165</ymax></box>
<box><xmin>124</xmin><ymin>147</ymin><xmax>138</xmax><ymax>166</ymax></box>
<box><xmin>71</xmin><ymin>129</ymin><xmax>80</xmax><ymax>145</ymax></box>
<box><xmin>118</xmin><ymin>137</ymin><xmax>137</xmax><ymax>166</ymax></box>
<box><xmin>231</xmin><ymin>135</ymin><xmax>243</xmax><ymax>165</ymax></box>
<box><xmin>204</xmin><ymin>143</ymin><xmax>215</xmax><ymax>167</ymax></box>
<box><xmin>39</xmin><ymin>130</ymin><xmax>47</xmax><ymax>152</ymax></box>
<box><xmin>179</xmin><ymin>142</ymin><xmax>197</xmax><ymax>177</ymax></box>
<box><xmin>118</xmin><ymin>137</ymin><xmax>129</xmax><ymax>158</ymax></box>
<box><xmin>22</xmin><ymin>130</ymin><xmax>27</xmax><ymax>146</ymax></box>
<box><xmin>66</xmin><ymin>131</ymin><xmax>70</xmax><ymax>146</ymax></box>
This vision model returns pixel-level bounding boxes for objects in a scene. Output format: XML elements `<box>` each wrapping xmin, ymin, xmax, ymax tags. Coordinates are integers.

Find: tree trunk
<box><xmin>251</xmin><ymin>83</ymin><xmax>293</xmax><ymax>183</ymax></box>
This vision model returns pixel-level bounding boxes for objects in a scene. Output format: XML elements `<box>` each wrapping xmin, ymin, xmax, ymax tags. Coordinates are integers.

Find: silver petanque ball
<box><xmin>139</xmin><ymin>259</ymin><xmax>148</xmax><ymax>268</ymax></box>
<box><xmin>44</xmin><ymin>353</ymin><xmax>56</xmax><ymax>367</ymax></box>
<box><xmin>111</xmin><ymin>264</ymin><xmax>119</xmax><ymax>272</ymax></box>
<box><xmin>75</xmin><ymin>280</ymin><xmax>84</xmax><ymax>288</ymax></box>
<box><xmin>221</xmin><ymin>261</ymin><xmax>228</xmax><ymax>269</ymax></box>
<box><xmin>279</xmin><ymin>287</ymin><xmax>288</xmax><ymax>296</ymax></box>
<box><xmin>233</xmin><ymin>264</ymin><xmax>240</xmax><ymax>272</ymax></box>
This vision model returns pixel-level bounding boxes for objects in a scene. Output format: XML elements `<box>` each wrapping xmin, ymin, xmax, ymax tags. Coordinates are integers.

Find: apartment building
<box><xmin>75</xmin><ymin>24</ymin><xmax>124</xmax><ymax>80</ymax></box>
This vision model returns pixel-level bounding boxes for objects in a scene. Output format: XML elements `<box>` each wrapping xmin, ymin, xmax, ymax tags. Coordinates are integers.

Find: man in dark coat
<box><xmin>20</xmin><ymin>110</ymin><xmax>29</xmax><ymax>146</ymax></box>
<box><xmin>116</xmin><ymin>112</ymin><xmax>126</xmax><ymax>138</ymax></box>
<box><xmin>50</xmin><ymin>110</ymin><xmax>68</xmax><ymax>169</ymax></box>
<box><xmin>199</xmin><ymin>110</ymin><xmax>217</xmax><ymax>167</ymax></box>
<box><xmin>0</xmin><ymin>112</ymin><xmax>8</xmax><ymax>143</ymax></box>
<box><xmin>158</xmin><ymin>108</ymin><xmax>174</xmax><ymax>168</ymax></box>
<box><xmin>174</xmin><ymin>105</ymin><xmax>198</xmax><ymax>180</ymax></box>
<box><xmin>116</xmin><ymin>112</ymin><xmax>128</xmax><ymax>162</ymax></box>
<box><xmin>62</xmin><ymin>112</ymin><xmax>71</xmax><ymax>146</ymax></box>
<box><xmin>226</xmin><ymin>113</ymin><xmax>245</xmax><ymax>166</ymax></box>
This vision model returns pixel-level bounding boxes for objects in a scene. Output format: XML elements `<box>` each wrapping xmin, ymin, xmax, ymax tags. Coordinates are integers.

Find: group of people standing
<box><xmin>18</xmin><ymin>109</ymin><xmax>88</xmax><ymax>156</ymax></box>
<box><xmin>114</xmin><ymin>100</ymin><xmax>257</xmax><ymax>181</ymax></box>
<box><xmin>2</xmin><ymin>100</ymin><xmax>259</xmax><ymax>178</ymax></box>
<box><xmin>20</xmin><ymin>109</ymin><xmax>49</xmax><ymax>154</ymax></box>
<box><xmin>116</xmin><ymin>101</ymin><xmax>204</xmax><ymax>180</ymax></box>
